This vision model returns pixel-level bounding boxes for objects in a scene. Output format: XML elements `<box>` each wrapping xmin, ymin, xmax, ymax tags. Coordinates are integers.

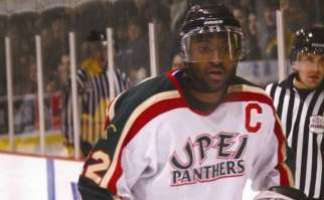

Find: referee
<box><xmin>62</xmin><ymin>30</ymin><xmax>129</xmax><ymax>157</ymax></box>
<box><xmin>266</xmin><ymin>26</ymin><xmax>324</xmax><ymax>200</ymax></box>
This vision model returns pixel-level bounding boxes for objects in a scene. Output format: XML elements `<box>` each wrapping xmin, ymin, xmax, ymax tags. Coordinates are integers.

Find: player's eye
<box><xmin>317</xmin><ymin>56</ymin><xmax>324</xmax><ymax>66</ymax></box>
<box><xmin>300</xmin><ymin>54</ymin><xmax>314</xmax><ymax>62</ymax></box>
<box><xmin>197</xmin><ymin>45</ymin><xmax>213</xmax><ymax>54</ymax></box>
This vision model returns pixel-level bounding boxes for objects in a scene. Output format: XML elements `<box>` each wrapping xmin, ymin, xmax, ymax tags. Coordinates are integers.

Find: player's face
<box><xmin>294</xmin><ymin>53</ymin><xmax>324</xmax><ymax>89</ymax></box>
<box><xmin>185</xmin><ymin>34</ymin><xmax>238</xmax><ymax>92</ymax></box>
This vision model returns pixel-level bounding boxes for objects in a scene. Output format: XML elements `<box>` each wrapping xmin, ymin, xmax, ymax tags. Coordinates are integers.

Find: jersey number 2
<box><xmin>84</xmin><ymin>150</ymin><xmax>111</xmax><ymax>184</ymax></box>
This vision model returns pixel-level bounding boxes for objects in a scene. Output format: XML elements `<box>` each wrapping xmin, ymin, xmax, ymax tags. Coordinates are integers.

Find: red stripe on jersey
<box><xmin>167</xmin><ymin>70</ymin><xmax>184</xmax><ymax>96</ymax></box>
<box><xmin>104</xmin><ymin>98</ymin><xmax>116</xmax><ymax>130</ymax></box>
<box><xmin>104</xmin><ymin>117</ymin><xmax>110</xmax><ymax>131</ymax></box>
<box><xmin>227</xmin><ymin>92</ymin><xmax>292</xmax><ymax>186</ymax></box>
<box><xmin>107</xmin><ymin>98</ymin><xmax>186</xmax><ymax>194</ymax></box>
<box><xmin>274</xmin><ymin>118</ymin><xmax>292</xmax><ymax>186</ymax></box>
<box><xmin>167</xmin><ymin>71</ymin><xmax>275</xmax><ymax>116</ymax></box>
<box><xmin>81</xmin><ymin>150</ymin><xmax>96</xmax><ymax>176</ymax></box>
<box><xmin>224</xmin><ymin>92</ymin><xmax>274</xmax><ymax>107</ymax></box>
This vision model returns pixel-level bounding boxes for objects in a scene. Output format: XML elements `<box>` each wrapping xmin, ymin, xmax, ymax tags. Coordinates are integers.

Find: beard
<box><xmin>183</xmin><ymin>62</ymin><xmax>237</xmax><ymax>93</ymax></box>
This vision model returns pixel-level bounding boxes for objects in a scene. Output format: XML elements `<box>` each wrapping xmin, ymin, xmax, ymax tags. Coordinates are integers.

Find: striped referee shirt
<box><xmin>266</xmin><ymin>73</ymin><xmax>324</xmax><ymax>199</ymax></box>
<box><xmin>62</xmin><ymin>66</ymin><xmax>128</xmax><ymax>148</ymax></box>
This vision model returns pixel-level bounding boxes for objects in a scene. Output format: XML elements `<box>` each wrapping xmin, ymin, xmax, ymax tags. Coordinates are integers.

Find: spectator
<box><xmin>116</xmin><ymin>17</ymin><xmax>149</xmax><ymax>86</ymax></box>
<box><xmin>46</xmin><ymin>54</ymin><xmax>70</xmax><ymax>93</ymax></box>
<box><xmin>258</xmin><ymin>5</ymin><xmax>277</xmax><ymax>59</ymax></box>
<box><xmin>246</xmin><ymin>13</ymin><xmax>261</xmax><ymax>60</ymax></box>
<box><xmin>171</xmin><ymin>53</ymin><xmax>184</xmax><ymax>69</ymax></box>
<box><xmin>232</xmin><ymin>6</ymin><xmax>261</xmax><ymax>60</ymax></box>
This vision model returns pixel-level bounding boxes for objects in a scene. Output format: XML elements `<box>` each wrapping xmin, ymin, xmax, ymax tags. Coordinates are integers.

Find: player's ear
<box><xmin>292</xmin><ymin>61</ymin><xmax>301</xmax><ymax>72</ymax></box>
<box><xmin>179</xmin><ymin>51</ymin><xmax>186</xmax><ymax>68</ymax></box>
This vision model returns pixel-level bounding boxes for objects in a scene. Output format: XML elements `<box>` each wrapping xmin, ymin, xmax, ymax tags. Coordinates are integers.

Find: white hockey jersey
<box><xmin>78</xmin><ymin>70</ymin><xmax>292</xmax><ymax>200</ymax></box>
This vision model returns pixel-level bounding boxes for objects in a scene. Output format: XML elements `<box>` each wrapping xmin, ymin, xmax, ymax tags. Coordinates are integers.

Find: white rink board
<box><xmin>0</xmin><ymin>154</ymin><xmax>48</xmax><ymax>199</ymax></box>
<box><xmin>54</xmin><ymin>159</ymin><xmax>84</xmax><ymax>200</ymax></box>
<box><xmin>0</xmin><ymin>152</ymin><xmax>256</xmax><ymax>200</ymax></box>
<box><xmin>0</xmin><ymin>152</ymin><xmax>83</xmax><ymax>200</ymax></box>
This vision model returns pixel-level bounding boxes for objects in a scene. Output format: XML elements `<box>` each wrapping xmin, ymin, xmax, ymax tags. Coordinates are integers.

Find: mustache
<box><xmin>208</xmin><ymin>62</ymin><xmax>225</xmax><ymax>71</ymax></box>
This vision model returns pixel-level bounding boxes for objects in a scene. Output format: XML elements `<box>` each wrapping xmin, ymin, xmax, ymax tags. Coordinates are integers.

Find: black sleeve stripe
<box><xmin>308</xmin><ymin>133</ymin><xmax>319</xmax><ymax>198</ymax></box>
<box><xmin>299</xmin><ymin>90</ymin><xmax>321</xmax><ymax>192</ymax></box>
<box><xmin>320</xmin><ymin>133</ymin><xmax>324</xmax><ymax>199</ymax></box>
<box><xmin>285</xmin><ymin>90</ymin><xmax>295</xmax><ymax>139</ymax></box>
<box><xmin>269</xmin><ymin>83</ymin><xmax>277</xmax><ymax>100</ymax></box>
<box><xmin>308</xmin><ymin>92</ymin><xmax>324</xmax><ymax>197</ymax></box>
<box><xmin>276</xmin><ymin>87</ymin><xmax>286</xmax><ymax>119</ymax></box>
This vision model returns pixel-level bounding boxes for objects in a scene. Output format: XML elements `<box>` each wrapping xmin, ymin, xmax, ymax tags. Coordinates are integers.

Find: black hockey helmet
<box><xmin>180</xmin><ymin>4</ymin><xmax>241</xmax><ymax>36</ymax></box>
<box><xmin>290</xmin><ymin>25</ymin><xmax>324</xmax><ymax>63</ymax></box>
<box><xmin>180</xmin><ymin>3</ymin><xmax>244</xmax><ymax>62</ymax></box>
<box><xmin>254</xmin><ymin>186</ymin><xmax>308</xmax><ymax>200</ymax></box>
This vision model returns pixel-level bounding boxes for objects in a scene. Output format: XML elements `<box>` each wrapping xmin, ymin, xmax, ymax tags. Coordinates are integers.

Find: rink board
<box><xmin>0</xmin><ymin>152</ymin><xmax>83</xmax><ymax>200</ymax></box>
<box><xmin>0</xmin><ymin>151</ymin><xmax>257</xmax><ymax>200</ymax></box>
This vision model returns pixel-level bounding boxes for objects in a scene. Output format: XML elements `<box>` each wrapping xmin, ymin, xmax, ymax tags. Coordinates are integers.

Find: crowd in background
<box><xmin>0</xmin><ymin>0</ymin><xmax>323</xmax><ymax>136</ymax></box>
<box><xmin>0</xmin><ymin>0</ymin><xmax>323</xmax><ymax>94</ymax></box>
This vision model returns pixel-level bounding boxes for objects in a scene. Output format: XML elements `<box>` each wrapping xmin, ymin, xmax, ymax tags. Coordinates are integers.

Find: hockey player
<box><xmin>78</xmin><ymin>3</ymin><xmax>292</xmax><ymax>200</ymax></box>
<box><xmin>266</xmin><ymin>26</ymin><xmax>324</xmax><ymax>199</ymax></box>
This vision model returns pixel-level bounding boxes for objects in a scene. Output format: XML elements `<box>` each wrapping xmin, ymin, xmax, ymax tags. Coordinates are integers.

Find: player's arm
<box><xmin>250</xmin><ymin>110</ymin><xmax>293</xmax><ymax>190</ymax></box>
<box><xmin>78</xmin><ymin>144</ymin><xmax>116</xmax><ymax>199</ymax></box>
<box><xmin>78</xmin><ymin>92</ymin><xmax>154</xmax><ymax>199</ymax></box>
<box><xmin>272</xmin><ymin>117</ymin><xmax>293</xmax><ymax>187</ymax></box>
<box><xmin>77</xmin><ymin>93</ymin><xmax>121</xmax><ymax>199</ymax></box>
<box><xmin>78</xmin><ymin>175</ymin><xmax>114</xmax><ymax>200</ymax></box>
